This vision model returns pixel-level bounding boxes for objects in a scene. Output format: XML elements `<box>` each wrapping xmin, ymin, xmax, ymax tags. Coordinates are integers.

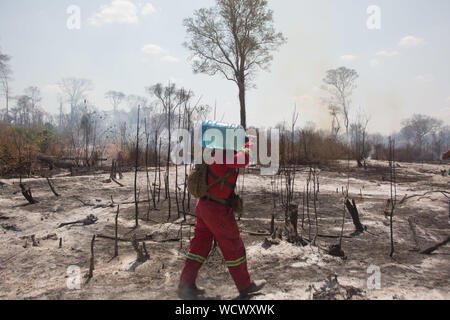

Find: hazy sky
<box><xmin>0</xmin><ymin>0</ymin><xmax>449</xmax><ymax>134</ymax></box>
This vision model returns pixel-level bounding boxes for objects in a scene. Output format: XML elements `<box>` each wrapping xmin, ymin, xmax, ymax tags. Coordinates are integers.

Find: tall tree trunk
<box><xmin>158</xmin><ymin>138</ymin><xmax>162</xmax><ymax>203</ymax></box>
<box><xmin>152</xmin><ymin>133</ymin><xmax>158</xmax><ymax>209</ymax></box>
<box><xmin>166</xmin><ymin>107</ymin><xmax>171</xmax><ymax>220</ymax></box>
<box><xmin>5</xmin><ymin>85</ymin><xmax>9</xmax><ymax>121</ymax></box>
<box><xmin>238</xmin><ymin>81</ymin><xmax>246</xmax><ymax>129</ymax></box>
<box><xmin>70</xmin><ymin>102</ymin><xmax>74</xmax><ymax>125</ymax></box>
<box><xmin>134</xmin><ymin>106</ymin><xmax>140</xmax><ymax>228</ymax></box>
<box><xmin>85</xmin><ymin>128</ymin><xmax>89</xmax><ymax>167</ymax></box>
<box><xmin>144</xmin><ymin>119</ymin><xmax>154</xmax><ymax>220</ymax></box>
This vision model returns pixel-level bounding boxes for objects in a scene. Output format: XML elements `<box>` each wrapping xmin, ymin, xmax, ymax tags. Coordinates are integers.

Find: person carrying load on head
<box><xmin>177</xmin><ymin>121</ymin><xmax>265</xmax><ymax>300</ymax></box>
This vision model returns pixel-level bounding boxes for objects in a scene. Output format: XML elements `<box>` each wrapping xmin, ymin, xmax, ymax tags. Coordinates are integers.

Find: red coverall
<box><xmin>179</xmin><ymin>143</ymin><xmax>254</xmax><ymax>292</ymax></box>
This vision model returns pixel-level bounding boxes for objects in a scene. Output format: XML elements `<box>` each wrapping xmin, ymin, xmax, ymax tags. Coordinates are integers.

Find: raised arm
<box><xmin>224</xmin><ymin>142</ymin><xmax>255</xmax><ymax>168</ymax></box>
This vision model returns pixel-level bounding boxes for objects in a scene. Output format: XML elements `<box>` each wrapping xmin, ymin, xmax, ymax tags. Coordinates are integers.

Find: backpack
<box><xmin>187</xmin><ymin>164</ymin><xmax>210</xmax><ymax>199</ymax></box>
<box><xmin>187</xmin><ymin>164</ymin><xmax>243</xmax><ymax>213</ymax></box>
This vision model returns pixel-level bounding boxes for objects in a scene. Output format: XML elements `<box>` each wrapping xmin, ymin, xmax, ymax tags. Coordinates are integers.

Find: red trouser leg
<box><xmin>179</xmin><ymin>199</ymin><xmax>252</xmax><ymax>291</ymax></box>
<box><xmin>199</xmin><ymin>199</ymin><xmax>252</xmax><ymax>291</ymax></box>
<box><xmin>179</xmin><ymin>203</ymin><xmax>214</xmax><ymax>287</ymax></box>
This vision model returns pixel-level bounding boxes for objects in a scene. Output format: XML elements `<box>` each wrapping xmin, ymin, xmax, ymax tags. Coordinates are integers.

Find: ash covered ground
<box><xmin>0</xmin><ymin>160</ymin><xmax>449</xmax><ymax>300</ymax></box>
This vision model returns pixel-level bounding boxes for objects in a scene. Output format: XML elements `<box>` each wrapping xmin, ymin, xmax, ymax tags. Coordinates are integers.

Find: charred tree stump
<box><xmin>131</xmin><ymin>235</ymin><xmax>150</xmax><ymax>263</ymax></box>
<box><xmin>338</xmin><ymin>203</ymin><xmax>346</xmax><ymax>247</ymax></box>
<box><xmin>270</xmin><ymin>214</ymin><xmax>275</xmax><ymax>236</ymax></box>
<box><xmin>345</xmin><ymin>199</ymin><xmax>364</xmax><ymax>234</ymax></box>
<box><xmin>110</xmin><ymin>160</ymin><xmax>117</xmax><ymax>180</ymax></box>
<box><xmin>46</xmin><ymin>178</ymin><xmax>60</xmax><ymax>197</ymax></box>
<box><xmin>87</xmin><ymin>235</ymin><xmax>96</xmax><ymax>281</ymax></box>
<box><xmin>285</xmin><ymin>204</ymin><xmax>298</xmax><ymax>243</ymax></box>
<box><xmin>19</xmin><ymin>183</ymin><xmax>38</xmax><ymax>204</ymax></box>
<box><xmin>31</xmin><ymin>235</ymin><xmax>40</xmax><ymax>247</ymax></box>
<box><xmin>114</xmin><ymin>205</ymin><xmax>120</xmax><ymax>258</ymax></box>
<box><xmin>109</xmin><ymin>161</ymin><xmax>124</xmax><ymax>187</ymax></box>
<box><xmin>328</xmin><ymin>244</ymin><xmax>346</xmax><ymax>258</ymax></box>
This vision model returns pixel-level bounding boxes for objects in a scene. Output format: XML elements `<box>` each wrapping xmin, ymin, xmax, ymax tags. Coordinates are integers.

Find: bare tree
<box><xmin>147</xmin><ymin>83</ymin><xmax>187</xmax><ymax>220</ymax></box>
<box><xmin>80</xmin><ymin>110</ymin><xmax>92</xmax><ymax>166</ymax></box>
<box><xmin>369</xmin><ymin>133</ymin><xmax>385</xmax><ymax>160</ymax></box>
<box><xmin>323</xmin><ymin>67</ymin><xmax>358</xmax><ymax>195</ymax></box>
<box><xmin>388</xmin><ymin>137</ymin><xmax>397</xmax><ymax>257</ymax></box>
<box><xmin>400</xmin><ymin>114</ymin><xmax>443</xmax><ymax>155</ymax></box>
<box><xmin>290</xmin><ymin>105</ymin><xmax>299</xmax><ymax>164</ymax></box>
<box><xmin>431</xmin><ymin>125</ymin><xmax>450</xmax><ymax>160</ymax></box>
<box><xmin>57</xmin><ymin>95</ymin><xmax>64</xmax><ymax>129</ymax></box>
<box><xmin>193</xmin><ymin>104</ymin><xmax>212</xmax><ymax>124</ymax></box>
<box><xmin>322</xmin><ymin>67</ymin><xmax>359</xmax><ymax>136</ymax></box>
<box><xmin>58</xmin><ymin>78</ymin><xmax>93</xmax><ymax>123</ymax></box>
<box><xmin>0</xmin><ymin>49</ymin><xmax>12</xmax><ymax>122</ymax></box>
<box><xmin>144</xmin><ymin>118</ymin><xmax>154</xmax><ymax>219</ymax></box>
<box><xmin>328</xmin><ymin>104</ymin><xmax>341</xmax><ymax>138</ymax></box>
<box><xmin>149</xmin><ymin>110</ymin><xmax>165</xmax><ymax>209</ymax></box>
<box><xmin>24</xmin><ymin>86</ymin><xmax>43</xmax><ymax>125</ymax></box>
<box><xmin>14</xmin><ymin>95</ymin><xmax>31</xmax><ymax>126</ymax></box>
<box><xmin>350</xmin><ymin>109</ymin><xmax>370</xmax><ymax>167</ymax></box>
<box><xmin>134</xmin><ymin>105</ymin><xmax>141</xmax><ymax>228</ymax></box>
<box><xmin>183</xmin><ymin>0</ymin><xmax>286</xmax><ymax>129</ymax></box>
<box><xmin>127</xmin><ymin>95</ymin><xmax>148</xmax><ymax>118</ymax></box>
<box><xmin>105</xmin><ymin>90</ymin><xmax>126</xmax><ymax>115</ymax></box>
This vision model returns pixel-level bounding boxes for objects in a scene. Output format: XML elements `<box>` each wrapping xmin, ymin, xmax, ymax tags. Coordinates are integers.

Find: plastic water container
<box><xmin>201</xmin><ymin>121</ymin><xmax>246</xmax><ymax>151</ymax></box>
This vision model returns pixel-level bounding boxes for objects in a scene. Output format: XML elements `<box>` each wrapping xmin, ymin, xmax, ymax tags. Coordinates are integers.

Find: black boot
<box><xmin>239</xmin><ymin>280</ymin><xmax>266</xmax><ymax>297</ymax></box>
<box><xmin>177</xmin><ymin>284</ymin><xmax>206</xmax><ymax>300</ymax></box>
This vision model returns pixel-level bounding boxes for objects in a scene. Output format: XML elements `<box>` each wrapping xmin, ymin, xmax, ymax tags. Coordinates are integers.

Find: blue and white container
<box><xmin>201</xmin><ymin>121</ymin><xmax>246</xmax><ymax>151</ymax></box>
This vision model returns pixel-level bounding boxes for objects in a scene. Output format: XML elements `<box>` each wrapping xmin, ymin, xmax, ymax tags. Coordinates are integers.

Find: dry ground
<box><xmin>0</xmin><ymin>160</ymin><xmax>449</xmax><ymax>300</ymax></box>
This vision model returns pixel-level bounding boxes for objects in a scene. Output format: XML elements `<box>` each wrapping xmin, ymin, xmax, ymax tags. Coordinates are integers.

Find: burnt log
<box><xmin>36</xmin><ymin>153</ymin><xmax>74</xmax><ymax>169</ymax></box>
<box><xmin>421</xmin><ymin>236</ymin><xmax>450</xmax><ymax>255</ymax></box>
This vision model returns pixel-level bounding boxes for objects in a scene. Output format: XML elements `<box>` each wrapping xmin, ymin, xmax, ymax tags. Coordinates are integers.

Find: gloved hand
<box><xmin>243</xmin><ymin>141</ymin><xmax>256</xmax><ymax>157</ymax></box>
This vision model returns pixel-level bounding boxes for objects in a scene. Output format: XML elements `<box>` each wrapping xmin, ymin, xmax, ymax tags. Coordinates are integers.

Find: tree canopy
<box><xmin>184</xmin><ymin>0</ymin><xmax>286</xmax><ymax>128</ymax></box>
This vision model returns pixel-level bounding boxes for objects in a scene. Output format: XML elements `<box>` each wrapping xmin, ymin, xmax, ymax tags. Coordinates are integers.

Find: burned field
<box><xmin>0</xmin><ymin>160</ymin><xmax>449</xmax><ymax>300</ymax></box>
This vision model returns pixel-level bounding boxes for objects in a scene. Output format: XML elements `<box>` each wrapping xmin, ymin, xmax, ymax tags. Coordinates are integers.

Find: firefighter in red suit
<box><xmin>178</xmin><ymin>139</ymin><xmax>266</xmax><ymax>299</ymax></box>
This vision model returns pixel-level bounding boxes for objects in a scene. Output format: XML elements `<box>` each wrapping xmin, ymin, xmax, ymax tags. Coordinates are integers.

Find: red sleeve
<box><xmin>223</xmin><ymin>142</ymin><xmax>254</xmax><ymax>168</ymax></box>
<box><xmin>224</xmin><ymin>150</ymin><xmax>249</xmax><ymax>168</ymax></box>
